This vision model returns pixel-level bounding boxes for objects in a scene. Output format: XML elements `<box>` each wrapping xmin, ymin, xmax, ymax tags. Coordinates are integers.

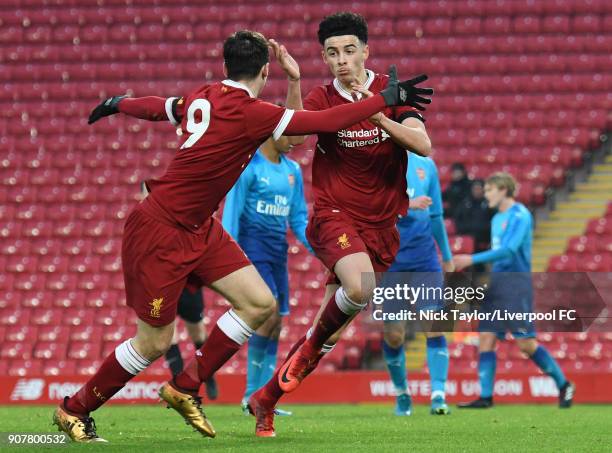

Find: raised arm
<box><xmin>269</xmin><ymin>39</ymin><xmax>305</xmax><ymax>146</ymax></box>
<box><xmin>351</xmin><ymin>76</ymin><xmax>432</xmax><ymax>156</ymax></box>
<box><xmin>88</xmin><ymin>95</ymin><xmax>184</xmax><ymax>125</ymax></box>
<box><xmin>282</xmin><ymin>67</ymin><xmax>433</xmax><ymax>137</ymax></box>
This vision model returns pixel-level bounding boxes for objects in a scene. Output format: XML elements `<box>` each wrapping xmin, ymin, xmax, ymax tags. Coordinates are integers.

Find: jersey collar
<box><xmin>222</xmin><ymin>79</ymin><xmax>255</xmax><ymax>98</ymax></box>
<box><xmin>333</xmin><ymin>69</ymin><xmax>375</xmax><ymax>103</ymax></box>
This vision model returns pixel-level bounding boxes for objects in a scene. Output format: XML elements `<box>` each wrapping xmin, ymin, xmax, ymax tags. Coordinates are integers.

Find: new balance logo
<box><xmin>11</xmin><ymin>379</ymin><xmax>45</xmax><ymax>401</ymax></box>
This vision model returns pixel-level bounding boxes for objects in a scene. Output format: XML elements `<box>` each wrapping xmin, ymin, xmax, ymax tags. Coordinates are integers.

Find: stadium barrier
<box><xmin>2</xmin><ymin>372</ymin><xmax>610</xmax><ymax>405</ymax></box>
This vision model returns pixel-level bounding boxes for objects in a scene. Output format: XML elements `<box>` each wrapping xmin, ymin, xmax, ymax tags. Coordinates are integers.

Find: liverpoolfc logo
<box><xmin>337</xmin><ymin>233</ymin><xmax>351</xmax><ymax>249</ymax></box>
<box><xmin>150</xmin><ymin>297</ymin><xmax>164</xmax><ymax>318</ymax></box>
<box><xmin>93</xmin><ymin>386</ymin><xmax>107</xmax><ymax>402</ymax></box>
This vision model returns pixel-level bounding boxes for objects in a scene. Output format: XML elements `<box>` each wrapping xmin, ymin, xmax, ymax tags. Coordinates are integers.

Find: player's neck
<box><xmin>339</xmin><ymin>68</ymin><xmax>368</xmax><ymax>92</ymax></box>
<box><xmin>260</xmin><ymin>142</ymin><xmax>281</xmax><ymax>164</ymax></box>
<box><xmin>234</xmin><ymin>78</ymin><xmax>262</xmax><ymax>98</ymax></box>
<box><xmin>498</xmin><ymin>198</ymin><xmax>515</xmax><ymax>212</ymax></box>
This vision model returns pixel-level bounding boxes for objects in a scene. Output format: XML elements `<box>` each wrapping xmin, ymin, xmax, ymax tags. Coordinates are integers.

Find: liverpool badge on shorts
<box><xmin>337</xmin><ymin>233</ymin><xmax>351</xmax><ymax>249</ymax></box>
<box><xmin>150</xmin><ymin>297</ymin><xmax>164</xmax><ymax>318</ymax></box>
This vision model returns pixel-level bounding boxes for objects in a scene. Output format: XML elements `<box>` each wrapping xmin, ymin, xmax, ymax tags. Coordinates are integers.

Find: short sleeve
<box><xmin>244</xmin><ymin>100</ymin><xmax>295</xmax><ymax>141</ymax></box>
<box><xmin>303</xmin><ymin>86</ymin><xmax>327</xmax><ymax>112</ymax></box>
<box><xmin>165</xmin><ymin>97</ymin><xmax>186</xmax><ymax>126</ymax></box>
<box><xmin>393</xmin><ymin>105</ymin><xmax>425</xmax><ymax>123</ymax></box>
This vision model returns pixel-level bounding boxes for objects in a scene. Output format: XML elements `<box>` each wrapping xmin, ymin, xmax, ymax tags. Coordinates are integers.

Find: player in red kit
<box><xmin>249</xmin><ymin>13</ymin><xmax>434</xmax><ymax>437</ymax></box>
<box><xmin>52</xmin><ymin>30</ymin><xmax>433</xmax><ymax>443</ymax></box>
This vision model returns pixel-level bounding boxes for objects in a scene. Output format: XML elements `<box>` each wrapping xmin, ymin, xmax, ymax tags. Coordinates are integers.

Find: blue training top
<box><xmin>392</xmin><ymin>154</ymin><xmax>452</xmax><ymax>271</ymax></box>
<box><xmin>472</xmin><ymin>202</ymin><xmax>532</xmax><ymax>272</ymax></box>
<box><xmin>222</xmin><ymin>149</ymin><xmax>312</xmax><ymax>262</ymax></box>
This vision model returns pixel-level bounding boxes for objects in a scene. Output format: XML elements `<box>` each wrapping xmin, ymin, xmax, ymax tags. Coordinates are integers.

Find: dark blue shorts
<box><xmin>478</xmin><ymin>273</ymin><xmax>536</xmax><ymax>339</ymax></box>
<box><xmin>386</xmin><ymin>257</ymin><xmax>444</xmax><ymax>313</ymax></box>
<box><xmin>253</xmin><ymin>260</ymin><xmax>290</xmax><ymax>316</ymax></box>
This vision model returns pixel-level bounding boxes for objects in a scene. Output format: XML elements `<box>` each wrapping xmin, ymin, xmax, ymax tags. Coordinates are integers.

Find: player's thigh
<box><xmin>209</xmin><ymin>264</ymin><xmax>276</xmax><ymax>315</ymax></box>
<box><xmin>132</xmin><ymin>318</ymin><xmax>176</xmax><ymax>361</ymax></box>
<box><xmin>122</xmin><ymin>209</ymin><xmax>190</xmax><ymax>327</ymax></box>
<box><xmin>334</xmin><ymin>251</ymin><xmax>376</xmax><ymax>304</ymax></box>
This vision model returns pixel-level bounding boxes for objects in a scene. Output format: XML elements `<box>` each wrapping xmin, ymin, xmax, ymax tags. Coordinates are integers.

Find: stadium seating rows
<box><xmin>548</xmin><ymin>202</ymin><xmax>612</xmax><ymax>271</ymax></box>
<box><xmin>1</xmin><ymin>0</ymin><xmax>611</xmax><ymax>375</ymax></box>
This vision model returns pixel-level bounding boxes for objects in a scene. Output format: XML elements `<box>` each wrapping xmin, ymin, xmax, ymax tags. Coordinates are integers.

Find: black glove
<box><xmin>88</xmin><ymin>95</ymin><xmax>127</xmax><ymax>124</ymax></box>
<box><xmin>380</xmin><ymin>65</ymin><xmax>433</xmax><ymax>111</ymax></box>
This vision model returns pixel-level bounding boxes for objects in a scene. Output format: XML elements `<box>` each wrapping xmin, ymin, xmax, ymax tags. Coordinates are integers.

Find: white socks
<box><xmin>217</xmin><ymin>309</ymin><xmax>254</xmax><ymax>345</ymax></box>
<box><xmin>335</xmin><ymin>287</ymin><xmax>367</xmax><ymax>315</ymax></box>
<box><xmin>115</xmin><ymin>339</ymin><xmax>151</xmax><ymax>375</ymax></box>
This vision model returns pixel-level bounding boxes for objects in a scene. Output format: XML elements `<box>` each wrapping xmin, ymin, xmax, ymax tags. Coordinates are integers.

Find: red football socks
<box><xmin>64</xmin><ymin>351</ymin><xmax>135</xmax><ymax>417</ymax></box>
<box><xmin>306</xmin><ymin>291</ymin><xmax>352</xmax><ymax>350</ymax></box>
<box><xmin>173</xmin><ymin>324</ymin><xmax>242</xmax><ymax>395</ymax></box>
<box><xmin>260</xmin><ymin>335</ymin><xmax>307</xmax><ymax>402</ymax></box>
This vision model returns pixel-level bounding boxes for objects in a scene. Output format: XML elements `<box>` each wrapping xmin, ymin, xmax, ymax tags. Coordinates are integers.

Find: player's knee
<box><xmin>384</xmin><ymin>330</ymin><xmax>405</xmax><ymax>349</ymax></box>
<box><xmin>245</xmin><ymin>291</ymin><xmax>277</xmax><ymax>324</ymax></box>
<box><xmin>343</xmin><ymin>280</ymin><xmax>375</xmax><ymax>306</ymax></box>
<box><xmin>518</xmin><ymin>339</ymin><xmax>538</xmax><ymax>356</ymax></box>
<box><xmin>137</xmin><ymin>334</ymin><xmax>173</xmax><ymax>361</ymax></box>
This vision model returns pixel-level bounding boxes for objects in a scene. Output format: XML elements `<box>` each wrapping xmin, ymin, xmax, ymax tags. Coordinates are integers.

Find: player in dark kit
<box><xmin>52</xmin><ymin>30</ymin><xmax>434</xmax><ymax>443</ymax></box>
<box><xmin>249</xmin><ymin>13</ymin><xmax>434</xmax><ymax>437</ymax></box>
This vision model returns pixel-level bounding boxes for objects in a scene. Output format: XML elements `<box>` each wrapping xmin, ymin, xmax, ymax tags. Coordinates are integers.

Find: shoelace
<box><xmin>81</xmin><ymin>417</ymin><xmax>98</xmax><ymax>438</ymax></box>
<box><xmin>189</xmin><ymin>396</ymin><xmax>206</xmax><ymax>417</ymax></box>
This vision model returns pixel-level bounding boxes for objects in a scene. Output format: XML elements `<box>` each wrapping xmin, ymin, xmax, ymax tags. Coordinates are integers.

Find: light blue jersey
<box><xmin>472</xmin><ymin>202</ymin><xmax>532</xmax><ymax>272</ymax></box>
<box><xmin>390</xmin><ymin>154</ymin><xmax>452</xmax><ymax>272</ymax></box>
<box><xmin>222</xmin><ymin>149</ymin><xmax>312</xmax><ymax>262</ymax></box>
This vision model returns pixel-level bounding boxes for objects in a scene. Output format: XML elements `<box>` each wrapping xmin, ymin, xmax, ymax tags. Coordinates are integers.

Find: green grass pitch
<box><xmin>1</xmin><ymin>404</ymin><xmax>610</xmax><ymax>452</ymax></box>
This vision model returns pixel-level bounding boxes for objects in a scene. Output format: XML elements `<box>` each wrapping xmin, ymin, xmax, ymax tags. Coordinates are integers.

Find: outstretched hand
<box><xmin>269</xmin><ymin>39</ymin><xmax>300</xmax><ymax>82</ymax></box>
<box><xmin>380</xmin><ymin>65</ymin><xmax>433</xmax><ymax>110</ymax></box>
<box><xmin>88</xmin><ymin>95</ymin><xmax>127</xmax><ymax>124</ymax></box>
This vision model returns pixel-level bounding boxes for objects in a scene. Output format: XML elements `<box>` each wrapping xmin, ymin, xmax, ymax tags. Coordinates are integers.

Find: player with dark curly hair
<box><xmin>249</xmin><ymin>12</ymin><xmax>435</xmax><ymax>437</ymax></box>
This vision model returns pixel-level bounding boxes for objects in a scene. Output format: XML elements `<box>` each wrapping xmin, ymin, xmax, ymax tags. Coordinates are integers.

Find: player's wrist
<box><xmin>287</xmin><ymin>75</ymin><xmax>301</xmax><ymax>82</ymax></box>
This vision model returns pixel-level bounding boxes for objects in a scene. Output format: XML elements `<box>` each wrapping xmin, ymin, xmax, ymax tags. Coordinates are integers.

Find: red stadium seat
<box><xmin>547</xmin><ymin>254</ymin><xmax>577</xmax><ymax>272</ymax></box>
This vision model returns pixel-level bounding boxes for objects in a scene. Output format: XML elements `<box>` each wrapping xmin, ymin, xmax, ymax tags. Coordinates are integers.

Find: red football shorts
<box><xmin>306</xmin><ymin>210</ymin><xmax>400</xmax><ymax>285</ymax></box>
<box><xmin>122</xmin><ymin>206</ymin><xmax>250</xmax><ymax>326</ymax></box>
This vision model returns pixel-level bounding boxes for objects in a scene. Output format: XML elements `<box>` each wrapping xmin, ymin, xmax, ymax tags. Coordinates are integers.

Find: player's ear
<box><xmin>261</xmin><ymin>62</ymin><xmax>269</xmax><ymax>80</ymax></box>
<box><xmin>222</xmin><ymin>62</ymin><xmax>228</xmax><ymax>78</ymax></box>
<box><xmin>362</xmin><ymin>43</ymin><xmax>369</xmax><ymax>61</ymax></box>
<box><xmin>321</xmin><ymin>49</ymin><xmax>327</xmax><ymax>63</ymax></box>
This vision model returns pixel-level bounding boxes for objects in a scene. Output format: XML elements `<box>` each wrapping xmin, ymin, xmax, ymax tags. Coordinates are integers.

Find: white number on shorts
<box><xmin>180</xmin><ymin>98</ymin><xmax>211</xmax><ymax>149</ymax></box>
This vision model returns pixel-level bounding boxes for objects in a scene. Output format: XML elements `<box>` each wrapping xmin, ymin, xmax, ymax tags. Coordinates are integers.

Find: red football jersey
<box><xmin>303</xmin><ymin>70</ymin><xmax>423</xmax><ymax>228</ymax></box>
<box><xmin>142</xmin><ymin>80</ymin><xmax>294</xmax><ymax>232</ymax></box>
